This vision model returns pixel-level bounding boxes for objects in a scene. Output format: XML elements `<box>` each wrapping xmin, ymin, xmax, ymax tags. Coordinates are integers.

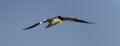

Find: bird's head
<box><xmin>55</xmin><ymin>16</ymin><xmax>63</xmax><ymax>26</ymax></box>
<box><xmin>55</xmin><ymin>16</ymin><xmax>63</xmax><ymax>20</ymax></box>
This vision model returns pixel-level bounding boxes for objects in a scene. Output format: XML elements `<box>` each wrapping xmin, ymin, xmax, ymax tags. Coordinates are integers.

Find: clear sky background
<box><xmin>0</xmin><ymin>0</ymin><xmax>120</xmax><ymax>46</ymax></box>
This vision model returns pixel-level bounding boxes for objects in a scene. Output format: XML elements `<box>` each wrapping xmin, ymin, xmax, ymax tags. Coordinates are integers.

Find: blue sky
<box><xmin>0</xmin><ymin>0</ymin><xmax>120</xmax><ymax>46</ymax></box>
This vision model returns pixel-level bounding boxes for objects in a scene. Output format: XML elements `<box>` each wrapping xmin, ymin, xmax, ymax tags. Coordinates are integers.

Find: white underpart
<box><xmin>50</xmin><ymin>19</ymin><xmax>59</xmax><ymax>25</ymax></box>
<box><xmin>56</xmin><ymin>19</ymin><xmax>60</xmax><ymax>21</ymax></box>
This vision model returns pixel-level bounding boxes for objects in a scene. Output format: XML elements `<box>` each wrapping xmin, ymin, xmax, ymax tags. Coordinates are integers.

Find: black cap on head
<box><xmin>58</xmin><ymin>16</ymin><xmax>62</xmax><ymax>18</ymax></box>
<box><xmin>55</xmin><ymin>16</ymin><xmax>63</xmax><ymax>20</ymax></box>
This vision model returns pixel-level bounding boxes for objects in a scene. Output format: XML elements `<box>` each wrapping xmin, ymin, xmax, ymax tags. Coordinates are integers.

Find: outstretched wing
<box><xmin>23</xmin><ymin>22</ymin><xmax>40</xmax><ymax>30</ymax></box>
<box><xmin>23</xmin><ymin>19</ymin><xmax>50</xmax><ymax>30</ymax></box>
<box><xmin>62</xmin><ymin>17</ymin><xmax>93</xmax><ymax>24</ymax></box>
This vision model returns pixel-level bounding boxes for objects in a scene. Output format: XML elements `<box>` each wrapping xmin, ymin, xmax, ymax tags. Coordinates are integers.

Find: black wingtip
<box><xmin>83</xmin><ymin>22</ymin><xmax>95</xmax><ymax>24</ymax></box>
<box><xmin>23</xmin><ymin>28</ymin><xmax>29</xmax><ymax>30</ymax></box>
<box><xmin>87</xmin><ymin>22</ymin><xmax>95</xmax><ymax>24</ymax></box>
<box><xmin>23</xmin><ymin>23</ymin><xmax>40</xmax><ymax>30</ymax></box>
<box><xmin>23</xmin><ymin>27</ymin><xmax>32</xmax><ymax>30</ymax></box>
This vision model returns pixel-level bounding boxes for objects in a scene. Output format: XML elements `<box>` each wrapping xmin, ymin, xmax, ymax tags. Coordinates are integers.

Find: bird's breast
<box><xmin>50</xmin><ymin>19</ymin><xmax>59</xmax><ymax>25</ymax></box>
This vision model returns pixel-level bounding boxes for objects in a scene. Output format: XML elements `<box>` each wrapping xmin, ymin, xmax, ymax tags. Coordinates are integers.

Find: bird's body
<box><xmin>45</xmin><ymin>18</ymin><xmax>60</xmax><ymax>28</ymax></box>
<box><xmin>50</xmin><ymin>19</ymin><xmax>59</xmax><ymax>25</ymax></box>
<box><xmin>23</xmin><ymin>16</ymin><xmax>93</xmax><ymax>30</ymax></box>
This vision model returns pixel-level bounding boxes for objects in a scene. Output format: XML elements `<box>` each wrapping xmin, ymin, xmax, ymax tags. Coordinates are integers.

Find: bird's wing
<box><xmin>23</xmin><ymin>18</ymin><xmax>51</xmax><ymax>30</ymax></box>
<box><xmin>62</xmin><ymin>16</ymin><xmax>93</xmax><ymax>24</ymax></box>
<box><xmin>23</xmin><ymin>22</ymin><xmax>40</xmax><ymax>30</ymax></box>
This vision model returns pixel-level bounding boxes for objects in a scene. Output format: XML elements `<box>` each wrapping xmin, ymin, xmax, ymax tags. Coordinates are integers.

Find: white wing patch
<box><xmin>39</xmin><ymin>19</ymin><xmax>47</xmax><ymax>24</ymax></box>
<box><xmin>43</xmin><ymin>19</ymin><xmax>47</xmax><ymax>21</ymax></box>
<box><xmin>39</xmin><ymin>21</ymin><xmax>43</xmax><ymax>24</ymax></box>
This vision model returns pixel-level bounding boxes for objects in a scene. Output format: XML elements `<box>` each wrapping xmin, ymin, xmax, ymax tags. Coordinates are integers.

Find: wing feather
<box><xmin>23</xmin><ymin>18</ymin><xmax>50</xmax><ymax>30</ymax></box>
<box><xmin>62</xmin><ymin>17</ymin><xmax>93</xmax><ymax>24</ymax></box>
<box><xmin>23</xmin><ymin>23</ymin><xmax>40</xmax><ymax>30</ymax></box>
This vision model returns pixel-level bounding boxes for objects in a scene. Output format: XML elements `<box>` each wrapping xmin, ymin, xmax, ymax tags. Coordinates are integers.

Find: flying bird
<box><xmin>23</xmin><ymin>16</ymin><xmax>93</xmax><ymax>30</ymax></box>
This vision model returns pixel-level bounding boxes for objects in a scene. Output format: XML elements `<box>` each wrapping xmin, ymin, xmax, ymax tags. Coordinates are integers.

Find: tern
<box><xmin>23</xmin><ymin>16</ymin><xmax>93</xmax><ymax>30</ymax></box>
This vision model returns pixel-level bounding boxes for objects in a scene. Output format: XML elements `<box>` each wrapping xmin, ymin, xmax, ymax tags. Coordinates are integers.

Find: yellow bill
<box><xmin>58</xmin><ymin>19</ymin><xmax>63</xmax><ymax>26</ymax></box>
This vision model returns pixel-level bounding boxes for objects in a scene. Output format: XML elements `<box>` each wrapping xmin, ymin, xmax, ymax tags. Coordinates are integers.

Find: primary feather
<box><xmin>62</xmin><ymin>17</ymin><xmax>93</xmax><ymax>24</ymax></box>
